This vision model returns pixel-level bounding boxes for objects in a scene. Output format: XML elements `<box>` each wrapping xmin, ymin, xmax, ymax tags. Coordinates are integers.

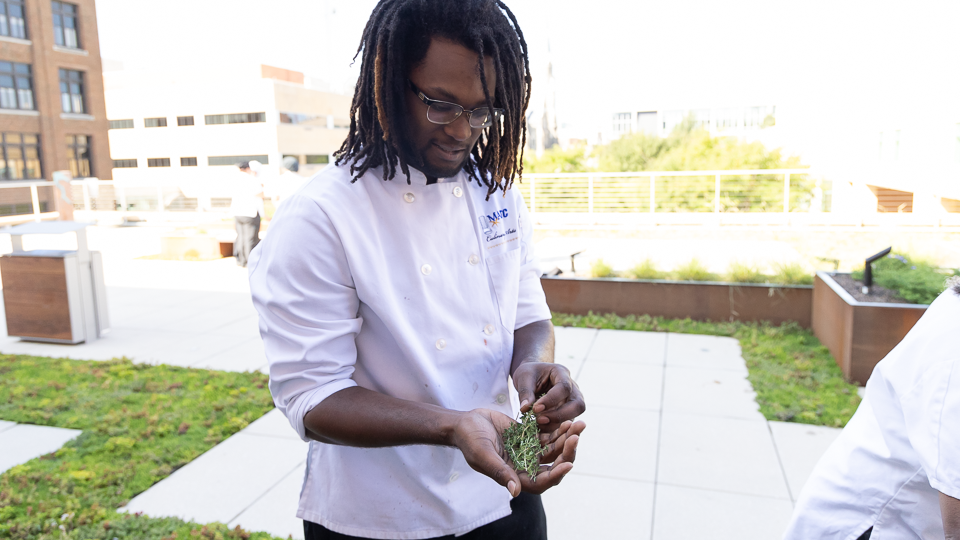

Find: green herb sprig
<box><xmin>502</xmin><ymin>409</ymin><xmax>545</xmax><ymax>481</ymax></box>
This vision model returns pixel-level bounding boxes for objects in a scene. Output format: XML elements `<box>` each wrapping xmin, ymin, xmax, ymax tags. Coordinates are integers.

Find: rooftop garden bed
<box><xmin>0</xmin><ymin>355</ymin><xmax>280</xmax><ymax>540</ymax></box>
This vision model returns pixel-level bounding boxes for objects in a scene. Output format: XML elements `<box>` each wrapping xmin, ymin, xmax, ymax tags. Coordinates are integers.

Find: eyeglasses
<box><xmin>409</xmin><ymin>81</ymin><xmax>503</xmax><ymax>129</ymax></box>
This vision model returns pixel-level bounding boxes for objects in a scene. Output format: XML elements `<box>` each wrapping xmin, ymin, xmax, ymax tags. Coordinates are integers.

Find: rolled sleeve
<box><xmin>513</xmin><ymin>190</ymin><xmax>552</xmax><ymax>329</ymax></box>
<box><xmin>248</xmin><ymin>194</ymin><xmax>361</xmax><ymax>441</ymax></box>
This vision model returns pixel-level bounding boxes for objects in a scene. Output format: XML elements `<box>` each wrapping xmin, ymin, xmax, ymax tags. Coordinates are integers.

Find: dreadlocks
<box><xmin>335</xmin><ymin>0</ymin><xmax>532</xmax><ymax>199</ymax></box>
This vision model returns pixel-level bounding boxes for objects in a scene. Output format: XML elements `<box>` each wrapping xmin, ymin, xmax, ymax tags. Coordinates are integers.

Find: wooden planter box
<box><xmin>541</xmin><ymin>276</ymin><xmax>813</xmax><ymax>327</ymax></box>
<box><xmin>812</xmin><ymin>272</ymin><xmax>927</xmax><ymax>385</ymax></box>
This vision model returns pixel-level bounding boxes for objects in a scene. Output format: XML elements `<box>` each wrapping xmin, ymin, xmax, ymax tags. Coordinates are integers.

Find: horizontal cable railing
<box><xmin>513</xmin><ymin>169</ymin><xmax>829</xmax><ymax>214</ymax></box>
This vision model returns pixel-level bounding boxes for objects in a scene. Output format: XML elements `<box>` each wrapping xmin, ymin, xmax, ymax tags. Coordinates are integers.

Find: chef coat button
<box><xmin>484</xmin><ymin>324</ymin><xmax>495</xmax><ymax>335</ymax></box>
<box><xmin>468</xmin><ymin>254</ymin><xmax>480</xmax><ymax>265</ymax></box>
<box><xmin>449</xmin><ymin>471</ymin><xmax>460</xmax><ymax>483</ymax></box>
<box><xmin>496</xmin><ymin>393</ymin><xmax>507</xmax><ymax>405</ymax></box>
<box><xmin>453</xmin><ymin>186</ymin><xmax>463</xmax><ymax>198</ymax></box>
<box><xmin>436</xmin><ymin>339</ymin><xmax>446</xmax><ymax>350</ymax></box>
<box><xmin>421</xmin><ymin>264</ymin><xmax>432</xmax><ymax>275</ymax></box>
<box><xmin>404</xmin><ymin>192</ymin><xmax>415</xmax><ymax>203</ymax></box>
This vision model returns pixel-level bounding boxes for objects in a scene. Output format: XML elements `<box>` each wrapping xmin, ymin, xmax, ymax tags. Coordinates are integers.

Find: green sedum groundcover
<box><xmin>0</xmin><ymin>355</ymin><xmax>281</xmax><ymax>540</ymax></box>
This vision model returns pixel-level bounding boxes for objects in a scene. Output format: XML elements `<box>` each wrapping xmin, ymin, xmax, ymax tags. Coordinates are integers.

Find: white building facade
<box><xmin>102</xmin><ymin>64</ymin><xmax>352</xmax><ymax>211</ymax></box>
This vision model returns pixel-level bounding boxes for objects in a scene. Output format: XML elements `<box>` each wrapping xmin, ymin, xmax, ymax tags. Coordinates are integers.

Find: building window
<box><xmin>112</xmin><ymin>159</ymin><xmax>137</xmax><ymax>168</ymax></box>
<box><xmin>177</xmin><ymin>116</ymin><xmax>194</xmax><ymax>126</ymax></box>
<box><xmin>144</xmin><ymin>117</ymin><xmax>167</xmax><ymax>128</ymax></box>
<box><xmin>147</xmin><ymin>158</ymin><xmax>170</xmax><ymax>168</ymax></box>
<box><xmin>305</xmin><ymin>154</ymin><xmax>329</xmax><ymax>164</ymax></box>
<box><xmin>180</xmin><ymin>157</ymin><xmax>197</xmax><ymax>166</ymax></box>
<box><xmin>0</xmin><ymin>133</ymin><xmax>41</xmax><ymax>180</ymax></box>
<box><xmin>208</xmin><ymin>155</ymin><xmax>269</xmax><ymax>166</ymax></box>
<box><xmin>612</xmin><ymin>112</ymin><xmax>632</xmax><ymax>135</ymax></box>
<box><xmin>109</xmin><ymin>119</ymin><xmax>134</xmax><ymax>129</ymax></box>
<box><xmin>59</xmin><ymin>69</ymin><xmax>85</xmax><ymax>113</ymax></box>
<box><xmin>0</xmin><ymin>0</ymin><xmax>27</xmax><ymax>40</ymax></box>
<box><xmin>204</xmin><ymin>112</ymin><xmax>266</xmax><ymax>125</ymax></box>
<box><xmin>0</xmin><ymin>62</ymin><xmax>33</xmax><ymax>110</ymax></box>
<box><xmin>65</xmin><ymin>134</ymin><xmax>91</xmax><ymax>178</ymax></box>
<box><xmin>51</xmin><ymin>1</ymin><xmax>79</xmax><ymax>48</ymax></box>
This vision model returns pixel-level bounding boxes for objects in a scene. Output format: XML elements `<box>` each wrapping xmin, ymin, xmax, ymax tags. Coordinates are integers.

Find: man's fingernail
<box><xmin>533</xmin><ymin>404</ymin><xmax>545</xmax><ymax>412</ymax></box>
<box><xmin>520</xmin><ymin>400</ymin><xmax>529</xmax><ymax>409</ymax></box>
<box><xmin>538</xmin><ymin>416</ymin><xmax>549</xmax><ymax>424</ymax></box>
<box><xmin>507</xmin><ymin>480</ymin><xmax>517</xmax><ymax>496</ymax></box>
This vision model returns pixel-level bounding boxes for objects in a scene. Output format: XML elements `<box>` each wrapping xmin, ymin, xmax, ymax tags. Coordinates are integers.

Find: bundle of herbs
<box><xmin>502</xmin><ymin>409</ymin><xmax>545</xmax><ymax>481</ymax></box>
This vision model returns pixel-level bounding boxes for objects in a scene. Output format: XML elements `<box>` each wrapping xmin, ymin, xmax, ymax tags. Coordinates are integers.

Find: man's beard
<box><xmin>402</xmin><ymin>142</ymin><xmax>470</xmax><ymax>180</ymax></box>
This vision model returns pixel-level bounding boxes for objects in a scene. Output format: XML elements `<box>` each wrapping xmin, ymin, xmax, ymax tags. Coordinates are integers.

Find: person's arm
<box><xmin>303</xmin><ymin>384</ymin><xmax>580</xmax><ymax>496</ymax></box>
<box><xmin>511</xmin><ymin>321</ymin><xmax>586</xmax><ymax>432</ymax></box>
<box><xmin>941</xmin><ymin>492</ymin><xmax>960</xmax><ymax>540</ymax></box>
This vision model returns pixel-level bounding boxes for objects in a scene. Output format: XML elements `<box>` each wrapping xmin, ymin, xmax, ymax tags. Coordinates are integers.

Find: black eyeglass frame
<box><xmin>409</xmin><ymin>81</ymin><xmax>504</xmax><ymax>129</ymax></box>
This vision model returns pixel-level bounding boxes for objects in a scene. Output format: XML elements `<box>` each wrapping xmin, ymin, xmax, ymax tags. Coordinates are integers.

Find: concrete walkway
<box><xmin>0</xmin><ymin>226</ymin><xmax>843</xmax><ymax>539</ymax></box>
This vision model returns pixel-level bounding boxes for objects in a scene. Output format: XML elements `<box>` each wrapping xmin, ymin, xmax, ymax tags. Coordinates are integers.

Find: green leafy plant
<box><xmin>624</xmin><ymin>259</ymin><xmax>664</xmax><ymax>280</ymax></box>
<box><xmin>502</xmin><ymin>410</ymin><xmax>545</xmax><ymax>481</ymax></box>
<box><xmin>773</xmin><ymin>262</ymin><xmax>814</xmax><ymax>285</ymax></box>
<box><xmin>851</xmin><ymin>253</ymin><xmax>957</xmax><ymax>304</ymax></box>
<box><xmin>725</xmin><ymin>262</ymin><xmax>767</xmax><ymax>283</ymax></box>
<box><xmin>590</xmin><ymin>259</ymin><xmax>615</xmax><ymax>278</ymax></box>
<box><xmin>551</xmin><ymin>312</ymin><xmax>861</xmax><ymax>428</ymax></box>
<box><xmin>671</xmin><ymin>259</ymin><xmax>719</xmax><ymax>282</ymax></box>
<box><xmin>0</xmin><ymin>355</ymin><xmax>279</xmax><ymax>540</ymax></box>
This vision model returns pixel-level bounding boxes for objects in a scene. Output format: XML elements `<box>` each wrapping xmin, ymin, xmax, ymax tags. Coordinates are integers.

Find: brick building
<box><xmin>0</xmin><ymin>0</ymin><xmax>110</xmax><ymax>217</ymax></box>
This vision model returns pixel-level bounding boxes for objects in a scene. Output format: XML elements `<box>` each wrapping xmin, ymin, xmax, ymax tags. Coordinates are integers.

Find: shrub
<box><xmin>773</xmin><ymin>262</ymin><xmax>814</xmax><ymax>285</ymax></box>
<box><xmin>725</xmin><ymin>262</ymin><xmax>767</xmax><ymax>283</ymax></box>
<box><xmin>624</xmin><ymin>259</ymin><xmax>664</xmax><ymax>280</ymax></box>
<box><xmin>671</xmin><ymin>259</ymin><xmax>719</xmax><ymax>282</ymax></box>
<box><xmin>590</xmin><ymin>259</ymin><xmax>615</xmax><ymax>278</ymax></box>
<box><xmin>852</xmin><ymin>253</ymin><xmax>957</xmax><ymax>304</ymax></box>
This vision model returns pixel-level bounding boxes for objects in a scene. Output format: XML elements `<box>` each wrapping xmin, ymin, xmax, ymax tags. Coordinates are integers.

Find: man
<box><xmin>230</xmin><ymin>160</ymin><xmax>264</xmax><ymax>268</ymax></box>
<box><xmin>276</xmin><ymin>156</ymin><xmax>306</xmax><ymax>204</ymax></box>
<box><xmin>783</xmin><ymin>280</ymin><xmax>960</xmax><ymax>540</ymax></box>
<box><xmin>248</xmin><ymin>1</ymin><xmax>586</xmax><ymax>539</ymax></box>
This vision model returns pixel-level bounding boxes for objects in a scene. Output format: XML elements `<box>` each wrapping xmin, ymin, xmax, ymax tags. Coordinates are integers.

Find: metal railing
<box><xmin>515</xmin><ymin>169</ymin><xmax>824</xmax><ymax>214</ymax></box>
<box><xmin>0</xmin><ymin>180</ymin><xmax>60</xmax><ymax>224</ymax></box>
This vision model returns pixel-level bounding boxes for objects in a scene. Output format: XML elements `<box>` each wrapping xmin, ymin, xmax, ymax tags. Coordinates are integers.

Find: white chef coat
<box><xmin>784</xmin><ymin>288</ymin><xmax>960</xmax><ymax>540</ymax></box>
<box><xmin>229</xmin><ymin>170</ymin><xmax>265</xmax><ymax>218</ymax></box>
<box><xmin>247</xmin><ymin>161</ymin><xmax>551</xmax><ymax>539</ymax></box>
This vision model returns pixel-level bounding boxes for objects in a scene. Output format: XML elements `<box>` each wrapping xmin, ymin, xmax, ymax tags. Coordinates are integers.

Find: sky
<box><xmin>95</xmin><ymin>0</ymin><xmax>960</xmax><ymax>172</ymax></box>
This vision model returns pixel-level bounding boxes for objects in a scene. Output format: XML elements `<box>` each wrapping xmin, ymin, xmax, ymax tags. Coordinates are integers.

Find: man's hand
<box><xmin>513</xmin><ymin>362</ymin><xmax>586</xmax><ymax>432</ymax></box>
<box><xmin>451</xmin><ymin>409</ymin><xmax>582</xmax><ymax>497</ymax></box>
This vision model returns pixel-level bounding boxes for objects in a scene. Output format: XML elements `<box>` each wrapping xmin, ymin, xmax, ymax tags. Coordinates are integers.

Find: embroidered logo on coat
<box><xmin>479</xmin><ymin>208</ymin><xmax>517</xmax><ymax>242</ymax></box>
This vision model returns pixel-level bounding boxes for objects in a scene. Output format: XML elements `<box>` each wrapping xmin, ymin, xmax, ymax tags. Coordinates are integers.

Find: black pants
<box><xmin>303</xmin><ymin>493</ymin><xmax>547</xmax><ymax>540</ymax></box>
<box><xmin>234</xmin><ymin>214</ymin><xmax>261</xmax><ymax>267</ymax></box>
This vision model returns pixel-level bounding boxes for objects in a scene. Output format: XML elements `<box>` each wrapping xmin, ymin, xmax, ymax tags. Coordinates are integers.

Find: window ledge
<box><xmin>0</xmin><ymin>35</ymin><xmax>31</xmax><ymax>46</ymax></box>
<box><xmin>53</xmin><ymin>45</ymin><xmax>88</xmax><ymax>56</ymax></box>
<box><xmin>0</xmin><ymin>108</ymin><xmax>40</xmax><ymax>116</ymax></box>
<box><xmin>60</xmin><ymin>113</ymin><xmax>95</xmax><ymax>121</ymax></box>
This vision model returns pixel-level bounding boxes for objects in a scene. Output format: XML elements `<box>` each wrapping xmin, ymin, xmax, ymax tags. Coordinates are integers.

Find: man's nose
<box><xmin>443</xmin><ymin>114</ymin><xmax>472</xmax><ymax>142</ymax></box>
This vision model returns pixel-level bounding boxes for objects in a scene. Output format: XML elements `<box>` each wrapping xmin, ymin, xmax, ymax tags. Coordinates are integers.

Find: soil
<box><xmin>831</xmin><ymin>273</ymin><xmax>910</xmax><ymax>304</ymax></box>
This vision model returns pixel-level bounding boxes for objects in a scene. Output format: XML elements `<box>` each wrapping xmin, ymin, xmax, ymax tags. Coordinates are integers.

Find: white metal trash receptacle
<box><xmin>0</xmin><ymin>221</ymin><xmax>109</xmax><ymax>344</ymax></box>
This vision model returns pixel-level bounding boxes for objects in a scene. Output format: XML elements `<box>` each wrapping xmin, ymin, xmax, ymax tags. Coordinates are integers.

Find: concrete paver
<box><xmin>122</xmin><ymin>431</ymin><xmax>307</xmax><ymax>526</ymax></box>
<box><xmin>769</xmin><ymin>421</ymin><xmax>843</xmax><ymax>501</ymax></box>
<box><xmin>229</xmin><ymin>463</ymin><xmax>307</xmax><ymax>540</ymax></box>
<box><xmin>552</xmin><ymin>326</ymin><xmax>597</xmax><ymax>377</ymax></box>
<box><xmin>574</xmin><ymin>406</ymin><xmax>659</xmax><ymax>482</ymax></box>
<box><xmin>543</xmin><ymin>475</ymin><xmax>655</xmax><ymax>540</ymax></box>
<box><xmin>657</xmin><ymin>413</ymin><xmax>791</xmax><ymax>500</ymax></box>
<box><xmin>586</xmin><ymin>329</ymin><xmax>666</xmax><ymax>366</ymax></box>
<box><xmin>576</xmin><ymin>361</ymin><xmax>663</xmax><ymax>411</ymax></box>
<box><xmin>0</xmin><ymin>423</ymin><xmax>83</xmax><ymax>474</ymax></box>
<box><xmin>653</xmin><ymin>484</ymin><xmax>795</xmax><ymax>540</ymax></box>
<box><xmin>665</xmin><ymin>333</ymin><xmax>745</xmax><ymax>371</ymax></box>
<box><xmin>661</xmin><ymin>366</ymin><xmax>763</xmax><ymax>420</ymax></box>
